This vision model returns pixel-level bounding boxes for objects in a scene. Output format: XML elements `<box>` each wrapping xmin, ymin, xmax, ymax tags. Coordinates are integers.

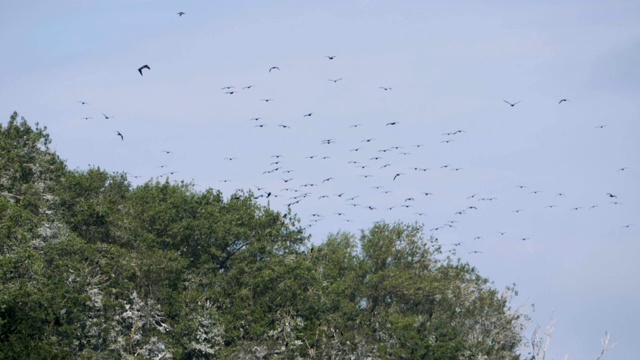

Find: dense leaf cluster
<box><xmin>0</xmin><ymin>112</ymin><xmax>524</xmax><ymax>359</ymax></box>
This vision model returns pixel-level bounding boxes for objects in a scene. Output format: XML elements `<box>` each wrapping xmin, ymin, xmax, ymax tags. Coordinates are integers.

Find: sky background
<box><xmin>1</xmin><ymin>1</ymin><xmax>639</xmax><ymax>358</ymax></box>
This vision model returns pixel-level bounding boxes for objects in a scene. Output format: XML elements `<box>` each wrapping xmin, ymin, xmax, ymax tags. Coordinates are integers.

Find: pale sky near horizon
<box><xmin>1</xmin><ymin>1</ymin><xmax>639</xmax><ymax>358</ymax></box>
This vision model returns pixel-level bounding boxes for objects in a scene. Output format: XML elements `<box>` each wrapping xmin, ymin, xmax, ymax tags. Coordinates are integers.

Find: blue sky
<box><xmin>1</xmin><ymin>1</ymin><xmax>639</xmax><ymax>358</ymax></box>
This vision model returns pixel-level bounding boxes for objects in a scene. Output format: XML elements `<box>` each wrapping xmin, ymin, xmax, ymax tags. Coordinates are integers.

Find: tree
<box><xmin>0</xmin><ymin>113</ymin><xmax>527</xmax><ymax>359</ymax></box>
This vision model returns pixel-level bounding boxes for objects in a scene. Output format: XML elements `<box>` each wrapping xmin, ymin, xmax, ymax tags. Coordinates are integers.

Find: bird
<box><xmin>558</xmin><ymin>98</ymin><xmax>569</xmax><ymax>104</ymax></box>
<box><xmin>269</xmin><ymin>66</ymin><xmax>280</xmax><ymax>72</ymax></box>
<box><xmin>393</xmin><ymin>173</ymin><xmax>404</xmax><ymax>181</ymax></box>
<box><xmin>303</xmin><ymin>113</ymin><xmax>313</xmax><ymax>117</ymax></box>
<box><xmin>328</xmin><ymin>78</ymin><xmax>343</xmax><ymax>83</ymax></box>
<box><xmin>116</xmin><ymin>131</ymin><xmax>124</xmax><ymax>141</ymax></box>
<box><xmin>379</xmin><ymin>87</ymin><xmax>392</xmax><ymax>91</ymax></box>
<box><xmin>503</xmin><ymin>100</ymin><xmax>520</xmax><ymax>107</ymax></box>
<box><xmin>243</xmin><ymin>85</ymin><xmax>254</xmax><ymax>89</ymax></box>
<box><xmin>386</xmin><ymin>122</ymin><xmax>398</xmax><ymax>126</ymax></box>
<box><xmin>177</xmin><ymin>12</ymin><xmax>186</xmax><ymax>16</ymax></box>
<box><xmin>221</xmin><ymin>86</ymin><xmax>234</xmax><ymax>90</ymax></box>
<box><xmin>77</xmin><ymin>101</ymin><xmax>90</xmax><ymax>105</ymax></box>
<box><xmin>161</xmin><ymin>150</ymin><xmax>173</xmax><ymax>154</ymax></box>
<box><xmin>607</xmin><ymin>193</ymin><xmax>617</xmax><ymax>198</ymax></box>
<box><xmin>81</xmin><ymin>117</ymin><xmax>93</xmax><ymax>120</ymax></box>
<box><xmin>349</xmin><ymin>124</ymin><xmax>363</xmax><ymax>128</ymax></box>
<box><xmin>225</xmin><ymin>91</ymin><xmax>236</xmax><ymax>95</ymax></box>
<box><xmin>469</xmin><ymin>251</ymin><xmax>483</xmax><ymax>254</ymax></box>
<box><xmin>102</xmin><ymin>114</ymin><xmax>115</xmax><ymax>119</ymax></box>
<box><xmin>249</xmin><ymin>117</ymin><xmax>262</xmax><ymax>121</ymax></box>
<box><xmin>138</xmin><ymin>64</ymin><xmax>150</xmax><ymax>76</ymax></box>
<box><xmin>326</xmin><ymin>55</ymin><xmax>336</xmax><ymax>60</ymax></box>
<box><xmin>595</xmin><ymin>125</ymin><xmax>608</xmax><ymax>129</ymax></box>
<box><xmin>261</xmin><ymin>99</ymin><xmax>274</xmax><ymax>102</ymax></box>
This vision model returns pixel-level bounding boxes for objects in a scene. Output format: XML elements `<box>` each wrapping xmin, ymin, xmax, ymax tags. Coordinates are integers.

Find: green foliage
<box><xmin>0</xmin><ymin>113</ymin><xmax>525</xmax><ymax>359</ymax></box>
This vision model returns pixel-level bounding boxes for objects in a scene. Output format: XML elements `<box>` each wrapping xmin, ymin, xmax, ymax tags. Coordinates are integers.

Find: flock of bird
<box><xmin>70</xmin><ymin>10</ymin><xmax>633</xmax><ymax>256</ymax></box>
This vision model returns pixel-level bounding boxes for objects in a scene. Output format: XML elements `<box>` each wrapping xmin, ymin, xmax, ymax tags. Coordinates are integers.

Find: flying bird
<box><xmin>77</xmin><ymin>101</ymin><xmax>90</xmax><ymax>105</ymax></box>
<box><xmin>379</xmin><ymin>87</ymin><xmax>392</xmax><ymax>91</ymax></box>
<box><xmin>138</xmin><ymin>64</ymin><xmax>150</xmax><ymax>76</ymax></box>
<box><xmin>269</xmin><ymin>66</ymin><xmax>280</xmax><ymax>72</ymax></box>
<box><xmin>177</xmin><ymin>12</ymin><xmax>186</xmax><ymax>16</ymax></box>
<box><xmin>326</xmin><ymin>55</ymin><xmax>336</xmax><ymax>60</ymax></box>
<box><xmin>558</xmin><ymin>98</ymin><xmax>569</xmax><ymax>104</ymax></box>
<box><xmin>503</xmin><ymin>100</ymin><xmax>520</xmax><ymax>107</ymax></box>
<box><xmin>102</xmin><ymin>114</ymin><xmax>115</xmax><ymax>119</ymax></box>
<box><xmin>328</xmin><ymin>78</ymin><xmax>343</xmax><ymax>83</ymax></box>
<box><xmin>393</xmin><ymin>173</ymin><xmax>404</xmax><ymax>181</ymax></box>
<box><xmin>116</xmin><ymin>131</ymin><xmax>124</xmax><ymax>141</ymax></box>
<box><xmin>386</xmin><ymin>122</ymin><xmax>398</xmax><ymax>126</ymax></box>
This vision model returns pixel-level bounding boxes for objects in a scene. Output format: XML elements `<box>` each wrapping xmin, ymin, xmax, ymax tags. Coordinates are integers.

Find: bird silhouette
<box><xmin>503</xmin><ymin>100</ymin><xmax>520</xmax><ymax>107</ymax></box>
<box><xmin>269</xmin><ymin>66</ymin><xmax>280</xmax><ymax>72</ymax></box>
<box><xmin>77</xmin><ymin>101</ymin><xmax>90</xmax><ymax>105</ymax></box>
<box><xmin>138</xmin><ymin>64</ymin><xmax>150</xmax><ymax>76</ymax></box>
<box><xmin>326</xmin><ymin>55</ymin><xmax>336</xmax><ymax>60</ymax></box>
<box><xmin>102</xmin><ymin>114</ymin><xmax>115</xmax><ymax>119</ymax></box>
<box><xmin>116</xmin><ymin>131</ymin><xmax>124</xmax><ymax>141</ymax></box>
<box><xmin>379</xmin><ymin>87</ymin><xmax>392</xmax><ymax>91</ymax></box>
<box><xmin>328</xmin><ymin>78</ymin><xmax>343</xmax><ymax>83</ymax></box>
<box><xmin>393</xmin><ymin>173</ymin><xmax>404</xmax><ymax>181</ymax></box>
<box><xmin>558</xmin><ymin>99</ymin><xmax>569</xmax><ymax>104</ymax></box>
<box><xmin>177</xmin><ymin>12</ymin><xmax>186</xmax><ymax>16</ymax></box>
